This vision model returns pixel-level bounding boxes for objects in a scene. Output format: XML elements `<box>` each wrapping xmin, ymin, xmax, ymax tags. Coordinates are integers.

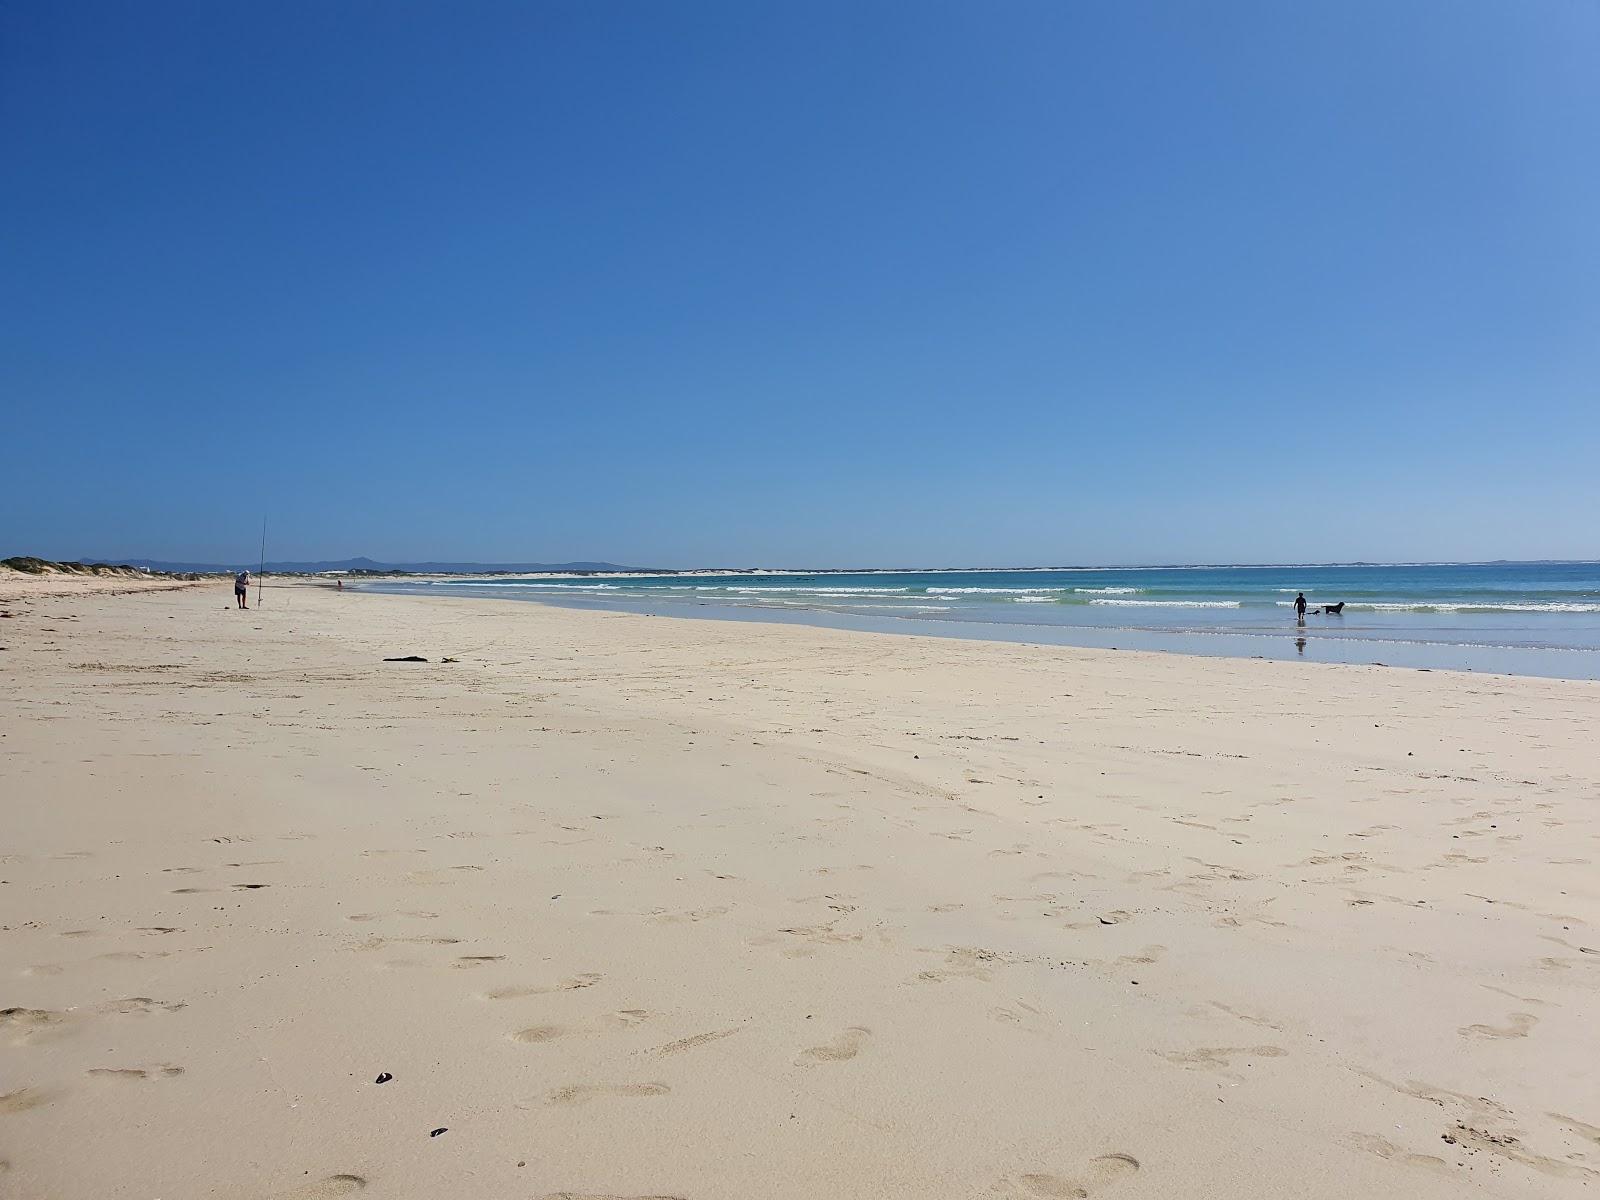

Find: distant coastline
<box><xmin>26</xmin><ymin>554</ymin><xmax>1600</xmax><ymax>580</ymax></box>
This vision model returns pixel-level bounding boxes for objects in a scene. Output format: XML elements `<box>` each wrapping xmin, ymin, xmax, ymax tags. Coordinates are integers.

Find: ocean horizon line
<box><xmin>28</xmin><ymin>554</ymin><xmax>1600</xmax><ymax>578</ymax></box>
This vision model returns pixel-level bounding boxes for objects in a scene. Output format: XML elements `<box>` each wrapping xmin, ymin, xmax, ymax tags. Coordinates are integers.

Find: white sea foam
<box><xmin>925</xmin><ymin>587</ymin><xmax>1062</xmax><ymax>595</ymax></box>
<box><xmin>727</xmin><ymin>586</ymin><xmax>910</xmax><ymax>594</ymax></box>
<box><xmin>1012</xmin><ymin>596</ymin><xmax>1059</xmax><ymax>603</ymax></box>
<box><xmin>1363</xmin><ymin>601</ymin><xmax>1600</xmax><ymax>613</ymax></box>
<box><xmin>1274</xmin><ymin>600</ymin><xmax>1600</xmax><ymax>613</ymax></box>
<box><xmin>1089</xmin><ymin>599</ymin><xmax>1241</xmax><ymax>608</ymax></box>
<box><xmin>1074</xmin><ymin>587</ymin><xmax>1141</xmax><ymax>594</ymax></box>
<box><xmin>831</xmin><ymin>604</ymin><xmax>954</xmax><ymax>611</ymax></box>
<box><xmin>488</xmin><ymin>582</ymin><xmax>621</xmax><ymax>590</ymax></box>
<box><xmin>795</xmin><ymin>591</ymin><xmax>917</xmax><ymax>599</ymax></box>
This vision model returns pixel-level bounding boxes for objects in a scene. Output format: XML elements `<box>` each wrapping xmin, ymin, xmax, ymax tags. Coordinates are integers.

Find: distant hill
<box><xmin>74</xmin><ymin>556</ymin><xmax>642</xmax><ymax>575</ymax></box>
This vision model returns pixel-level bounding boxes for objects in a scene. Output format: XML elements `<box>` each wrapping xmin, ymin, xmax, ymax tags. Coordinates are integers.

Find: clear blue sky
<box><xmin>4</xmin><ymin>1</ymin><xmax>1596</xmax><ymax>568</ymax></box>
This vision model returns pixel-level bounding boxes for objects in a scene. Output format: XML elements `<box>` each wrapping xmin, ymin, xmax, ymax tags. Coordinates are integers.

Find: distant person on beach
<box><xmin>1294</xmin><ymin>592</ymin><xmax>1307</xmax><ymax>618</ymax></box>
<box><xmin>235</xmin><ymin>570</ymin><xmax>251</xmax><ymax>609</ymax></box>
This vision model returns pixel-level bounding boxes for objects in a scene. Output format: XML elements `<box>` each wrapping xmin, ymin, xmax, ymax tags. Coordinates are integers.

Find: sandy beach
<box><xmin>3</xmin><ymin>579</ymin><xmax>1598</xmax><ymax>1199</ymax></box>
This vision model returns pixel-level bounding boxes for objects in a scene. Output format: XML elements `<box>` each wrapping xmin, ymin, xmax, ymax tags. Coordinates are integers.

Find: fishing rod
<box><xmin>257</xmin><ymin>517</ymin><xmax>266</xmax><ymax>606</ymax></box>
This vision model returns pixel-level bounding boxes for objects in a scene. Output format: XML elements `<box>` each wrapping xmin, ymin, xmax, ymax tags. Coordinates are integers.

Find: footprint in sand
<box><xmin>353</xmin><ymin>936</ymin><xmax>462</xmax><ymax>951</ymax></box>
<box><xmin>486</xmin><ymin>973</ymin><xmax>602</xmax><ymax>1000</ymax></box>
<box><xmin>1158</xmin><ymin>1045</ymin><xmax>1287</xmax><ymax>1080</ymax></box>
<box><xmin>747</xmin><ymin>922</ymin><xmax>863</xmax><ymax>959</ymax></box>
<box><xmin>989</xmin><ymin>1002</ymin><xmax>1054</xmax><ymax>1037</ymax></box>
<box><xmin>1549</xmin><ymin>1112</ymin><xmax>1600</xmax><ymax>1146</ymax></box>
<box><xmin>345</xmin><ymin>911</ymin><xmax>438</xmax><ymax>923</ymax></box>
<box><xmin>510</xmin><ymin>1011</ymin><xmax>649</xmax><ymax>1044</ymax></box>
<box><xmin>1346</xmin><ymin>1133</ymin><xmax>1453</xmax><ymax>1176</ymax></box>
<box><xmin>0</xmin><ymin>1087</ymin><xmax>57</xmax><ymax>1115</ymax></box>
<box><xmin>1538</xmin><ymin>955</ymin><xmax>1600</xmax><ymax>972</ymax></box>
<box><xmin>1442</xmin><ymin>1121</ymin><xmax>1596</xmax><ymax>1178</ymax></box>
<box><xmin>650</xmin><ymin>1027</ymin><xmax>745</xmax><ymax>1058</ymax></box>
<box><xmin>795</xmin><ymin>1026</ymin><xmax>870</xmax><ymax>1065</ymax></box>
<box><xmin>531</xmin><ymin>1082</ymin><xmax>671</xmax><ymax>1107</ymax></box>
<box><xmin>916</xmin><ymin>946</ymin><xmax>1006</xmax><ymax>983</ymax></box>
<box><xmin>171</xmin><ymin>883</ymin><xmax>271</xmax><ymax>894</ymax></box>
<box><xmin>647</xmin><ymin>907</ymin><xmax>730</xmax><ymax>925</ymax></box>
<box><xmin>993</xmin><ymin>1152</ymin><xmax>1140</xmax><ymax>1198</ymax></box>
<box><xmin>87</xmin><ymin>1065</ymin><xmax>185</xmax><ymax>1082</ymax></box>
<box><xmin>1</xmin><ymin>1007</ymin><xmax>70</xmax><ymax>1044</ymax></box>
<box><xmin>453</xmin><ymin>955</ymin><xmax>506</xmax><ymax>968</ymax></box>
<box><xmin>1115</xmin><ymin>945</ymin><xmax>1165</xmax><ymax>966</ymax></box>
<box><xmin>538</xmin><ymin>1194</ymin><xmax>687</xmax><ymax>1200</ymax></box>
<box><xmin>1459</xmin><ymin>1012</ymin><xmax>1537</xmax><ymax>1040</ymax></box>
<box><xmin>97</xmin><ymin>997</ymin><xmax>186</xmax><ymax>1016</ymax></box>
<box><xmin>4</xmin><ymin>999</ymin><xmax>184</xmax><ymax>1038</ymax></box>
<box><xmin>404</xmin><ymin>865</ymin><xmax>484</xmax><ymax>886</ymax></box>
<box><xmin>1204</xmin><ymin>1001</ymin><xmax>1285</xmax><ymax>1031</ymax></box>
<box><xmin>1539</xmin><ymin>935</ymin><xmax>1600</xmax><ymax>958</ymax></box>
<box><xmin>268</xmin><ymin>1175</ymin><xmax>367</xmax><ymax>1199</ymax></box>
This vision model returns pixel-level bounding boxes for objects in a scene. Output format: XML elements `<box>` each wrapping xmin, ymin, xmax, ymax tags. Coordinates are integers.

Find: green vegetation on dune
<box><xmin>1</xmin><ymin>556</ymin><xmax>56</xmax><ymax>574</ymax></box>
<box><xmin>0</xmin><ymin>557</ymin><xmax>203</xmax><ymax>580</ymax></box>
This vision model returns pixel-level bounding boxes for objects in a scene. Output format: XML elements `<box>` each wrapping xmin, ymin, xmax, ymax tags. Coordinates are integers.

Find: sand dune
<box><xmin>2</xmin><ymin>582</ymin><xmax>1597</xmax><ymax>1198</ymax></box>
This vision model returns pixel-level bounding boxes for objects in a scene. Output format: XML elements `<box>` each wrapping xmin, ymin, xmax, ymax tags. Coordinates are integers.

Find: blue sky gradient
<box><xmin>4</xmin><ymin>1</ymin><xmax>1597</xmax><ymax>567</ymax></box>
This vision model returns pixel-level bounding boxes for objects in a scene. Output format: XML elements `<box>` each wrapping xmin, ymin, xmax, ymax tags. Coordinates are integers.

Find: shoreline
<box><xmin>4</xmin><ymin>581</ymin><xmax>1598</xmax><ymax>1198</ymax></box>
<box><xmin>360</xmin><ymin>580</ymin><xmax>1600</xmax><ymax>682</ymax></box>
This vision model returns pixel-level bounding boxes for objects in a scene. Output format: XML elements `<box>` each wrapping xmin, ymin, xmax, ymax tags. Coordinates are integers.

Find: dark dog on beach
<box><xmin>1316</xmin><ymin>602</ymin><xmax>1346</xmax><ymax>615</ymax></box>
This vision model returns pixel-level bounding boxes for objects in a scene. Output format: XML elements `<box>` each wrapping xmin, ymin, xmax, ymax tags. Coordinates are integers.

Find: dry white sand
<box><xmin>2</xmin><ymin>580</ymin><xmax>1597</xmax><ymax>1199</ymax></box>
<box><xmin>0</xmin><ymin>570</ymin><xmax>202</xmax><ymax>601</ymax></box>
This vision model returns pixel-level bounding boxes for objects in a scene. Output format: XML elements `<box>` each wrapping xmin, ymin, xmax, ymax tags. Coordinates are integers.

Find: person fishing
<box><xmin>235</xmin><ymin>569</ymin><xmax>251</xmax><ymax>609</ymax></box>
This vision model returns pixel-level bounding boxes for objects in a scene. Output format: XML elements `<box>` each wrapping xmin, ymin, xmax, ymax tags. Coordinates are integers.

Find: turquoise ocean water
<box><xmin>364</xmin><ymin>562</ymin><xmax>1600</xmax><ymax>679</ymax></box>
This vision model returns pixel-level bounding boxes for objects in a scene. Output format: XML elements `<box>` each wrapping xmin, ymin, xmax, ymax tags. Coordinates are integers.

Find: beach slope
<box><xmin>2</xmin><ymin>584</ymin><xmax>1597</xmax><ymax>1198</ymax></box>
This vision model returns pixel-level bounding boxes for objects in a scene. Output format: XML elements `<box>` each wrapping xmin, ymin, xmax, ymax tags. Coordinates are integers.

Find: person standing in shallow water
<box><xmin>235</xmin><ymin>570</ymin><xmax>251</xmax><ymax>609</ymax></box>
<box><xmin>1294</xmin><ymin>592</ymin><xmax>1308</xmax><ymax>619</ymax></box>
